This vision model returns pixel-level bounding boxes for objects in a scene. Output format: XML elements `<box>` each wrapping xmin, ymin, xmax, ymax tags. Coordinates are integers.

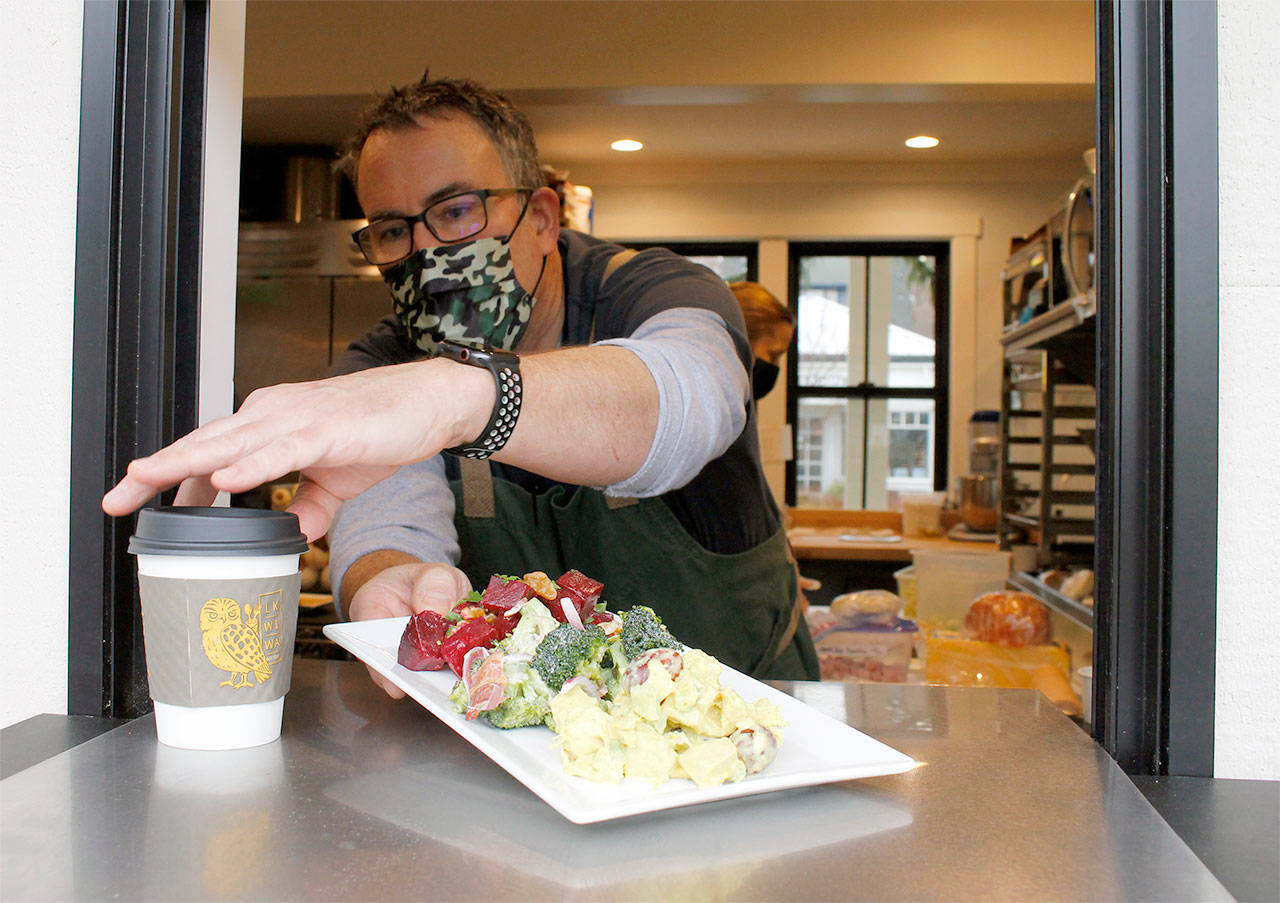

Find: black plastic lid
<box><xmin>970</xmin><ymin>409</ymin><xmax>1001</xmax><ymax>423</ymax></box>
<box><xmin>128</xmin><ymin>506</ymin><xmax>309</xmax><ymax>556</ymax></box>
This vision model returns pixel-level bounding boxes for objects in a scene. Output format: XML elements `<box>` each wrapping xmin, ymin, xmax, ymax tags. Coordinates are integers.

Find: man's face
<box><xmin>355</xmin><ymin>112</ymin><xmax>548</xmax><ymax>294</ymax></box>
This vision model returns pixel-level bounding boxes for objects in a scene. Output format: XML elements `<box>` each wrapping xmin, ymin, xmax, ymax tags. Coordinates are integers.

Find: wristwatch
<box><xmin>437</xmin><ymin>339</ymin><xmax>523</xmax><ymax>459</ymax></box>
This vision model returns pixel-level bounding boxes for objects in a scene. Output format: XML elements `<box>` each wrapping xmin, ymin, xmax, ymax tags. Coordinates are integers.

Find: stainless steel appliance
<box><xmin>234</xmin><ymin>154</ymin><xmax>390</xmax><ymax>404</ymax></box>
<box><xmin>235</xmin><ymin>219</ymin><xmax>388</xmax><ymax>403</ymax></box>
<box><xmin>958</xmin><ymin>474</ymin><xmax>1000</xmax><ymax>533</ymax></box>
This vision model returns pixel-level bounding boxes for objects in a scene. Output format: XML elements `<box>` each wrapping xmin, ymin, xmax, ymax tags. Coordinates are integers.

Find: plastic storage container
<box><xmin>893</xmin><ymin>566</ymin><xmax>918</xmax><ymax>619</ymax></box>
<box><xmin>911</xmin><ymin>548</ymin><xmax>1012</xmax><ymax>626</ymax></box>
<box><xmin>900</xmin><ymin>491</ymin><xmax>945</xmax><ymax>537</ymax></box>
<box><xmin>804</xmin><ymin>606</ymin><xmax>918</xmax><ymax>682</ymax></box>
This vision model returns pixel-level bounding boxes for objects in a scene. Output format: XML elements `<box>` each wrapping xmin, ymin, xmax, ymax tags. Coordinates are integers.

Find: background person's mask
<box><xmin>384</xmin><ymin>236</ymin><xmax>543</xmax><ymax>354</ymax></box>
<box><xmin>752</xmin><ymin>357</ymin><xmax>781</xmax><ymax>399</ymax></box>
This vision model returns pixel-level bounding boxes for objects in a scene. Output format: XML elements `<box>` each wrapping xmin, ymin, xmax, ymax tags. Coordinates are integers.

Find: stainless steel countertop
<box><xmin>2</xmin><ymin>658</ymin><xmax>1230</xmax><ymax>901</ymax></box>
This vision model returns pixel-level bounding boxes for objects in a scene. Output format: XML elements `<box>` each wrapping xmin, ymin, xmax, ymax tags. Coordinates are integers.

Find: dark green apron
<box><xmin>449</xmin><ymin>458</ymin><xmax>819</xmax><ymax>680</ymax></box>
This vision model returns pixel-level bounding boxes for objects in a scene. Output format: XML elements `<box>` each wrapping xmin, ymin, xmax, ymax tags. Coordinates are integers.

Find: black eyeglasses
<box><xmin>352</xmin><ymin>187</ymin><xmax>536</xmax><ymax>265</ymax></box>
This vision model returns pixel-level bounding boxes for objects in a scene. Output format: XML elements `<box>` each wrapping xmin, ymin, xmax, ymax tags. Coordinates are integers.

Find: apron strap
<box><xmin>588</xmin><ymin>249</ymin><xmax>639</xmax><ymax>344</ymax></box>
<box><xmin>461</xmin><ymin>453</ymin><xmax>636</xmax><ymax>512</ymax></box>
<box><xmin>602</xmin><ymin>248</ymin><xmax>638</xmax><ymax>285</ymax></box>
<box><xmin>459</xmin><ymin>457</ymin><xmax>496</xmax><ymax>518</ymax></box>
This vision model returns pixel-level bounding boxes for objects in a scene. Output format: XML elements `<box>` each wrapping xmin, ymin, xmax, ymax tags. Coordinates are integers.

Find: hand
<box><xmin>100</xmin><ymin>359</ymin><xmax>491</xmax><ymax>540</ymax></box>
<box><xmin>348</xmin><ymin>562</ymin><xmax>472</xmax><ymax>698</ymax></box>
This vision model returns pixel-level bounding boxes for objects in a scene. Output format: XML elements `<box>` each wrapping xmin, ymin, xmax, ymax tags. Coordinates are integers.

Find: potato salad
<box><xmin>550</xmin><ymin>648</ymin><xmax>786</xmax><ymax>788</ymax></box>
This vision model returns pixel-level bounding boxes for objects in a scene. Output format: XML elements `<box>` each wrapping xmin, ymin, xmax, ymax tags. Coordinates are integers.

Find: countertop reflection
<box><xmin>1</xmin><ymin>659</ymin><xmax>1228</xmax><ymax>901</ymax></box>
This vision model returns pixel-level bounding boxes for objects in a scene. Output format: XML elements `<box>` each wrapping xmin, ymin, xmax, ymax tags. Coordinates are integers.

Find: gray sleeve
<box><xmin>326</xmin><ymin>456</ymin><xmax>460</xmax><ymax>619</ymax></box>
<box><xmin>595</xmin><ymin>306</ymin><xmax>749</xmax><ymax>497</ymax></box>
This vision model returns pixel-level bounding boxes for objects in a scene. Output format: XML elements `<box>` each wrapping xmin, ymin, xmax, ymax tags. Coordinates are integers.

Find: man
<box><xmin>103</xmin><ymin>69</ymin><xmax>818</xmax><ymax>687</ymax></box>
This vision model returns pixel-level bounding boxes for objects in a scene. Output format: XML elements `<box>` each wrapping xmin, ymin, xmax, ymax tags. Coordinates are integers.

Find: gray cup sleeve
<box><xmin>139</xmin><ymin>574</ymin><xmax>300</xmax><ymax>707</ymax></box>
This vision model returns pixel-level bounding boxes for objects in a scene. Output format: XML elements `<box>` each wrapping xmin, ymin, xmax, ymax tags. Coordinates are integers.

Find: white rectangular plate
<box><xmin>323</xmin><ymin>617</ymin><xmax>917</xmax><ymax>824</ymax></box>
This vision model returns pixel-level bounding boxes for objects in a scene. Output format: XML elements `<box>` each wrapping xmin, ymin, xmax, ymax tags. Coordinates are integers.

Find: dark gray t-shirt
<box><xmin>327</xmin><ymin>231</ymin><xmax>782</xmax><ymax>604</ymax></box>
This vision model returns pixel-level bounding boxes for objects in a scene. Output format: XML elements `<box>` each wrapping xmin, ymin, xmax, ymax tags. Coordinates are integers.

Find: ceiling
<box><xmin>240</xmin><ymin>0</ymin><xmax>1096</xmax><ymax>185</ymax></box>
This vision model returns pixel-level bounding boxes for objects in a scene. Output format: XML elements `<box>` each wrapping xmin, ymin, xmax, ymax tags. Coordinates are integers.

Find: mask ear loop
<box><xmin>527</xmin><ymin>253</ymin><xmax>548</xmax><ymax>297</ymax></box>
<box><xmin>502</xmin><ymin>189</ymin><xmax>535</xmax><ymax>242</ymax></box>
<box><xmin>504</xmin><ymin>189</ymin><xmax>548</xmax><ymax>298</ymax></box>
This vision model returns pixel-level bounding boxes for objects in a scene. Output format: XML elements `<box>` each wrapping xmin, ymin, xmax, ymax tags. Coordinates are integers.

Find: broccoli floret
<box><xmin>531</xmin><ymin>623</ymin><xmax>610</xmax><ymax>691</ymax></box>
<box><xmin>620</xmin><ymin>605</ymin><xmax>680</xmax><ymax>659</ymax></box>
<box><xmin>447</xmin><ymin>678</ymin><xmax>469</xmax><ymax>712</ymax></box>
<box><xmin>485</xmin><ymin>689</ymin><xmax>552</xmax><ymax>729</ymax></box>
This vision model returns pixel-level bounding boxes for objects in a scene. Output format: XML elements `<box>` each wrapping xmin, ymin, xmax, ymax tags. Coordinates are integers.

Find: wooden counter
<box><xmin>786</xmin><ymin>508</ymin><xmax>999</xmax><ymax>562</ymax></box>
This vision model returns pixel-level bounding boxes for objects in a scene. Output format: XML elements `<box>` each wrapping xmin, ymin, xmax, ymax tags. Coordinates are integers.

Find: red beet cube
<box><xmin>556</xmin><ymin>569</ymin><xmax>604</xmax><ymax>620</ymax></box>
<box><xmin>397</xmin><ymin>609</ymin><xmax>449</xmax><ymax>671</ymax></box>
<box><xmin>489</xmin><ymin>612</ymin><xmax>519</xmax><ymax>641</ymax></box>
<box><xmin>480</xmin><ymin>575</ymin><xmax>534</xmax><ymax>614</ymax></box>
<box><xmin>440</xmin><ymin>617</ymin><xmax>501</xmax><ymax>677</ymax></box>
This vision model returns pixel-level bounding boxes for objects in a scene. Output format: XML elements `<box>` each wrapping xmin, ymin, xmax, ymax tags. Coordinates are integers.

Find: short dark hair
<box><xmin>337</xmin><ymin>67</ymin><xmax>543</xmax><ymax>192</ymax></box>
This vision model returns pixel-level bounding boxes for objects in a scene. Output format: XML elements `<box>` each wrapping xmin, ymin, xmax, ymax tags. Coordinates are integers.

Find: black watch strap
<box><xmin>437</xmin><ymin>340</ymin><xmax>523</xmax><ymax>459</ymax></box>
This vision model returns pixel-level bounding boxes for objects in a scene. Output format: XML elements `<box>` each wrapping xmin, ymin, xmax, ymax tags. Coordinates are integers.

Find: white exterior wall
<box><xmin>0</xmin><ymin>1</ymin><xmax>82</xmax><ymax>727</ymax></box>
<box><xmin>1216</xmin><ymin>0</ymin><xmax>1280</xmax><ymax>780</ymax></box>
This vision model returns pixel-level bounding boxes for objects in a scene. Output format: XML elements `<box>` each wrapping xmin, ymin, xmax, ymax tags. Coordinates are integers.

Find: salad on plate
<box><xmin>395</xmin><ymin>569</ymin><xmax>786</xmax><ymax>788</ymax></box>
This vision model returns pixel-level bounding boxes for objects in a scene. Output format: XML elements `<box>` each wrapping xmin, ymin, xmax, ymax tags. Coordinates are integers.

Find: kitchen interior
<box><xmin>233</xmin><ymin>2</ymin><xmax>1097</xmax><ymax>719</ymax></box>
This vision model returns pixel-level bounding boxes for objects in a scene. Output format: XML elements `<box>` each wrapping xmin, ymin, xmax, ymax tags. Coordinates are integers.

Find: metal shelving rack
<box><xmin>999</xmin><ymin>295</ymin><xmax>1097</xmax><ymax>569</ymax></box>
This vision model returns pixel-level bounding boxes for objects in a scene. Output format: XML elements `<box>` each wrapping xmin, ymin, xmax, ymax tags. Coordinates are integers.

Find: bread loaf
<box><xmin>964</xmin><ymin>591</ymin><xmax>1052</xmax><ymax>647</ymax></box>
<box><xmin>831</xmin><ymin>589</ymin><xmax>901</xmax><ymax>622</ymax></box>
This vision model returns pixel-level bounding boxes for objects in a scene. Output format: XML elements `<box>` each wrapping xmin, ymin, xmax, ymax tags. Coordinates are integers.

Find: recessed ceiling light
<box><xmin>611</xmin><ymin>138</ymin><xmax>644</xmax><ymax>152</ymax></box>
<box><xmin>905</xmin><ymin>135</ymin><xmax>940</xmax><ymax>149</ymax></box>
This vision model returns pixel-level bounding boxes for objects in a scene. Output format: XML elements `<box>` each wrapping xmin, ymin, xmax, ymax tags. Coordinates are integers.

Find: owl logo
<box><xmin>200</xmin><ymin>597</ymin><xmax>273</xmax><ymax>689</ymax></box>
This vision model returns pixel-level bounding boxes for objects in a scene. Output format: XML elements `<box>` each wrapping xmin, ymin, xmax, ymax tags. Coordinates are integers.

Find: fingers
<box><xmin>101</xmin><ymin>417</ymin><xmax>275</xmax><ymax>516</ymax></box>
<box><xmin>174</xmin><ymin>475</ymin><xmax>218</xmax><ymax>507</ymax></box>
<box><xmin>287</xmin><ymin>479</ymin><xmax>342</xmax><ymax>542</ymax></box>
<box><xmin>366</xmin><ymin>664</ymin><xmax>406</xmax><ymax>699</ymax></box>
<box><xmin>411</xmin><ymin>565</ymin><xmax>471</xmax><ymax>615</ymax></box>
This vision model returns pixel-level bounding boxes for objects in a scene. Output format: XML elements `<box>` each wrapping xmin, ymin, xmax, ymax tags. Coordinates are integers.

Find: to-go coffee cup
<box><xmin>129</xmin><ymin>507</ymin><xmax>309</xmax><ymax>750</ymax></box>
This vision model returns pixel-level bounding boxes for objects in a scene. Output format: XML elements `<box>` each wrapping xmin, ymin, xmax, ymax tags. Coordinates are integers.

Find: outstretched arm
<box><xmin>101</xmin><ymin>343</ymin><xmax>659</xmax><ymax>540</ymax></box>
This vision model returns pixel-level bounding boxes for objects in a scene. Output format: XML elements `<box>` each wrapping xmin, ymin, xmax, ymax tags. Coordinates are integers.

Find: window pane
<box><xmin>685</xmin><ymin>255</ymin><xmax>749</xmax><ymax>283</ymax></box>
<box><xmin>797</xmin><ymin>254</ymin><xmax>936</xmax><ymax>389</ymax></box>
<box><xmin>794</xmin><ymin>396</ymin><xmax>937</xmax><ymax>510</ymax></box>
<box><xmin>882</xmin><ymin>255</ymin><xmax>937</xmax><ymax>388</ymax></box>
<box><xmin>795</xmin><ymin>397</ymin><xmax>861</xmax><ymax>508</ymax></box>
<box><xmin>884</xmin><ymin>398</ymin><xmax>937</xmax><ymax>505</ymax></box>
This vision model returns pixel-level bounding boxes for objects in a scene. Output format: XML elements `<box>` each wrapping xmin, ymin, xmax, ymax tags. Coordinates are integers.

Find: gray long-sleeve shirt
<box><xmin>327</xmin><ymin>306</ymin><xmax>748</xmax><ymax>614</ymax></box>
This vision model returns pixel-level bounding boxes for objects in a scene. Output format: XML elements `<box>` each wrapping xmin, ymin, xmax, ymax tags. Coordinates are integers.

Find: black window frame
<box><xmin>784</xmin><ymin>241</ymin><xmax>951</xmax><ymax>509</ymax></box>
<box><xmin>70</xmin><ymin>0</ymin><xmax>1221</xmax><ymax>777</ymax></box>
<box><xmin>68</xmin><ymin>0</ymin><xmax>207</xmax><ymax>718</ymax></box>
<box><xmin>1094</xmin><ymin>0</ymin><xmax>1218</xmax><ymax>776</ymax></box>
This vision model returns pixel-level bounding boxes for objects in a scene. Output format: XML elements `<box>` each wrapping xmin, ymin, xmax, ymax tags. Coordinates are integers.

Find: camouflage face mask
<box><xmin>383</xmin><ymin>236</ymin><xmax>544</xmax><ymax>355</ymax></box>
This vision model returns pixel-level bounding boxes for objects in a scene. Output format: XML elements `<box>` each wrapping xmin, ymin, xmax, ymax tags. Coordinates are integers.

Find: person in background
<box><xmin>730</xmin><ymin>281</ymin><xmax>795</xmax><ymax>400</ymax></box>
<box><xmin>103</xmin><ymin>68</ymin><xmax>819</xmax><ymax>688</ymax></box>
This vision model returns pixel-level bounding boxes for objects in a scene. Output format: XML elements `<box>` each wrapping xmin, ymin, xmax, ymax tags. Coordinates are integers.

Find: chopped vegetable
<box><xmin>619</xmin><ymin>605</ymin><xmax>680</xmax><ymax>660</ymax></box>
<box><xmin>556</xmin><ymin>568</ymin><xmax>603</xmax><ymax>610</ymax></box>
<box><xmin>479</xmin><ymin>575</ymin><xmax>534</xmax><ymax>614</ymax></box>
<box><xmin>439</xmin><ymin>614</ymin><xmax>516</xmax><ymax>677</ymax></box>
<box><xmin>530</xmin><ymin>622</ymin><xmax>610</xmax><ymax>692</ymax></box>
<box><xmin>397</xmin><ymin>609</ymin><xmax>450</xmax><ymax>671</ymax></box>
